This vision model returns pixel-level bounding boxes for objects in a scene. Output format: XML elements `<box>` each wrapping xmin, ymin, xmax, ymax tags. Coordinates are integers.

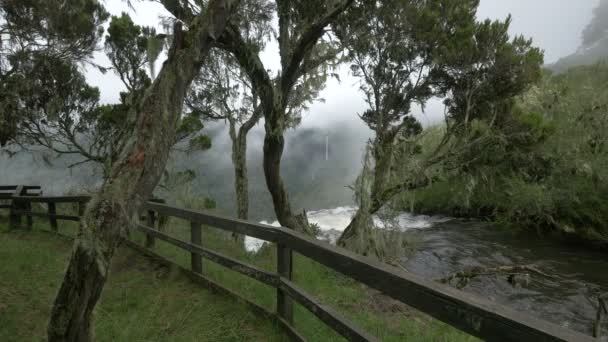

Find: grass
<box><xmin>0</xmin><ymin>221</ymin><xmax>286</xmax><ymax>342</ymax></box>
<box><xmin>0</xmin><ymin>210</ymin><xmax>475</xmax><ymax>341</ymax></box>
<box><xmin>127</xmin><ymin>216</ymin><xmax>475</xmax><ymax>342</ymax></box>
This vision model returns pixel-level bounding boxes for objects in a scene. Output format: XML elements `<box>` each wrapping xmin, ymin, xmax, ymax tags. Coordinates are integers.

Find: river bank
<box><xmin>250</xmin><ymin>207</ymin><xmax>608</xmax><ymax>338</ymax></box>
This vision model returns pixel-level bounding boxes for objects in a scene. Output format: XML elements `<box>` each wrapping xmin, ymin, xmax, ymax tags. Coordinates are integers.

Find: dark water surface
<box><xmin>255</xmin><ymin>207</ymin><xmax>608</xmax><ymax>338</ymax></box>
<box><xmin>402</xmin><ymin>220</ymin><xmax>608</xmax><ymax>338</ymax></box>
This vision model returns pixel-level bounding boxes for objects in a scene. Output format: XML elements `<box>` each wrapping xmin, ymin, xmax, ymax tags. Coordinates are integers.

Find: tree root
<box><xmin>437</xmin><ymin>264</ymin><xmax>555</xmax><ymax>289</ymax></box>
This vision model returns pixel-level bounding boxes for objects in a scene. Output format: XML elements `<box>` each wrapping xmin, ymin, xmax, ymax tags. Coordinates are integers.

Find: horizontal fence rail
<box><xmin>135</xmin><ymin>224</ymin><xmax>279</xmax><ymax>287</ymax></box>
<box><xmin>278</xmin><ymin>278</ymin><xmax>376</xmax><ymax>342</ymax></box>
<box><xmin>13</xmin><ymin>195</ymin><xmax>91</xmax><ymax>203</ymax></box>
<box><xmin>0</xmin><ymin>185</ymin><xmax>41</xmax><ymax>190</ymax></box>
<box><xmin>140</xmin><ymin>202</ymin><xmax>594</xmax><ymax>342</ymax></box>
<box><xmin>1</xmin><ymin>186</ymin><xmax>595</xmax><ymax>342</ymax></box>
<box><xmin>0</xmin><ymin>185</ymin><xmax>42</xmax><ymax>199</ymax></box>
<box><xmin>2</xmin><ymin>187</ymin><xmax>90</xmax><ymax>230</ymax></box>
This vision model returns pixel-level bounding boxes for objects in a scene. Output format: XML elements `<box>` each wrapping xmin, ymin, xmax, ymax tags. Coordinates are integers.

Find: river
<box><xmin>245</xmin><ymin>206</ymin><xmax>608</xmax><ymax>339</ymax></box>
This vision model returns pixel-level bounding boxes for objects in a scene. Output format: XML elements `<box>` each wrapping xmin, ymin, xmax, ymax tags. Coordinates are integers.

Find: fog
<box><xmin>2</xmin><ymin>1</ymin><xmax>605</xmax><ymax>219</ymax></box>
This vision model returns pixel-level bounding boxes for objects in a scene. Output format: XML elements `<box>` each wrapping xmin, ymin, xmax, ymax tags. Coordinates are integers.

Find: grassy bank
<box><xmin>128</xmin><ymin>217</ymin><xmax>475</xmax><ymax>341</ymax></box>
<box><xmin>0</xmin><ymin>223</ymin><xmax>285</xmax><ymax>341</ymax></box>
<box><xmin>0</xmin><ymin>215</ymin><xmax>474</xmax><ymax>341</ymax></box>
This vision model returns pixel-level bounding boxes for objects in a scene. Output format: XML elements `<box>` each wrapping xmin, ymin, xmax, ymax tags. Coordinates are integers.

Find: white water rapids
<box><xmin>244</xmin><ymin>206</ymin><xmax>451</xmax><ymax>252</ymax></box>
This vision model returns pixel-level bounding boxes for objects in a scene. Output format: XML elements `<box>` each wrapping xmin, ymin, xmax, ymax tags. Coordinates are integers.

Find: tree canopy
<box><xmin>335</xmin><ymin>0</ymin><xmax>543</xmax><ymax>254</ymax></box>
<box><xmin>3</xmin><ymin>9</ymin><xmax>211</xmax><ymax>174</ymax></box>
<box><xmin>0</xmin><ymin>0</ymin><xmax>108</xmax><ymax>146</ymax></box>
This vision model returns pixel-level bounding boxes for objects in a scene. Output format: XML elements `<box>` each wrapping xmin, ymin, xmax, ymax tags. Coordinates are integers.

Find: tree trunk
<box><xmin>262</xmin><ymin>124</ymin><xmax>312</xmax><ymax>233</ymax></box>
<box><xmin>261</xmin><ymin>104</ymin><xmax>298</xmax><ymax>230</ymax></box>
<box><xmin>227</xmin><ymin>102</ymin><xmax>263</xmax><ymax>242</ymax></box>
<box><xmin>370</xmin><ymin>136</ymin><xmax>395</xmax><ymax>208</ymax></box>
<box><xmin>338</xmin><ymin>135</ymin><xmax>394</xmax><ymax>251</ymax></box>
<box><xmin>263</xmin><ymin>130</ymin><xmax>292</xmax><ymax>224</ymax></box>
<box><xmin>229</xmin><ymin>123</ymin><xmax>249</xmax><ymax>244</ymax></box>
<box><xmin>47</xmin><ymin>199</ymin><xmax>127</xmax><ymax>341</ymax></box>
<box><xmin>337</xmin><ymin>210</ymin><xmax>371</xmax><ymax>251</ymax></box>
<box><xmin>47</xmin><ymin>2</ymin><xmax>235</xmax><ymax>340</ymax></box>
<box><xmin>232</xmin><ymin>126</ymin><xmax>249</xmax><ymax>221</ymax></box>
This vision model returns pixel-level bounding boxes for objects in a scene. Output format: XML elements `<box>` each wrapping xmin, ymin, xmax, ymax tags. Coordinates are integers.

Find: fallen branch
<box><xmin>387</xmin><ymin>260</ymin><xmax>409</xmax><ymax>273</ymax></box>
<box><xmin>437</xmin><ymin>265</ymin><xmax>554</xmax><ymax>289</ymax></box>
<box><xmin>594</xmin><ymin>295</ymin><xmax>608</xmax><ymax>339</ymax></box>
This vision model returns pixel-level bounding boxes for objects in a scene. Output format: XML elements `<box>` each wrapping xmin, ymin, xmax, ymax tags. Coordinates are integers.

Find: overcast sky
<box><xmin>85</xmin><ymin>0</ymin><xmax>599</xmax><ymax>127</ymax></box>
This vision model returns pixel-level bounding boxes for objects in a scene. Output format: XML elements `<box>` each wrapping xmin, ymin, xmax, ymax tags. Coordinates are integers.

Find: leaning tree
<box><xmin>335</xmin><ymin>0</ymin><xmax>543</xmax><ymax>255</ymax></box>
<box><xmin>41</xmin><ymin>1</ymin><xmax>240</xmax><ymax>340</ymax></box>
<box><xmin>334</xmin><ymin>0</ymin><xmax>479</xmax><ymax>254</ymax></box>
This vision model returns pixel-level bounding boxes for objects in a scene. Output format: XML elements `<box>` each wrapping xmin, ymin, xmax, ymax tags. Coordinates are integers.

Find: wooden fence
<box><xmin>1</xmin><ymin>185</ymin><xmax>595</xmax><ymax>342</ymax></box>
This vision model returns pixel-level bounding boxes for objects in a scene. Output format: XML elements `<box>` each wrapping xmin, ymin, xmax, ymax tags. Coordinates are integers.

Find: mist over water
<box><xmin>245</xmin><ymin>206</ymin><xmax>452</xmax><ymax>252</ymax></box>
<box><xmin>167</xmin><ymin>118</ymin><xmax>372</xmax><ymax>220</ymax></box>
<box><xmin>1</xmin><ymin>117</ymin><xmax>370</xmax><ymax>212</ymax></box>
<box><xmin>0</xmin><ymin>149</ymin><xmax>101</xmax><ymax>194</ymax></box>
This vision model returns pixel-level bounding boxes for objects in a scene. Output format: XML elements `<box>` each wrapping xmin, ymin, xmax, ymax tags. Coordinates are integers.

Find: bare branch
<box><xmin>280</xmin><ymin>0</ymin><xmax>353</xmax><ymax>97</ymax></box>
<box><xmin>216</xmin><ymin>24</ymin><xmax>274</xmax><ymax>114</ymax></box>
<box><xmin>438</xmin><ymin>265</ymin><xmax>556</xmax><ymax>290</ymax></box>
<box><xmin>158</xmin><ymin>0</ymin><xmax>196</xmax><ymax>23</ymax></box>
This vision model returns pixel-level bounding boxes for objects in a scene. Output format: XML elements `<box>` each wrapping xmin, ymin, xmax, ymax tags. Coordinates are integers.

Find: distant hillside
<box><xmin>549</xmin><ymin>0</ymin><xmax>608</xmax><ymax>73</ymax></box>
<box><xmin>549</xmin><ymin>37</ymin><xmax>608</xmax><ymax>73</ymax></box>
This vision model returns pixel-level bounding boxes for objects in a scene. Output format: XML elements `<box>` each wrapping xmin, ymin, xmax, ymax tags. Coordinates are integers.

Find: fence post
<box><xmin>145</xmin><ymin>210</ymin><xmax>156</xmax><ymax>248</ymax></box>
<box><xmin>8</xmin><ymin>202</ymin><xmax>13</xmax><ymax>228</ymax></box>
<box><xmin>190</xmin><ymin>221</ymin><xmax>202</xmax><ymax>274</ymax></box>
<box><xmin>77</xmin><ymin>201</ymin><xmax>85</xmax><ymax>217</ymax></box>
<box><xmin>25</xmin><ymin>201</ymin><xmax>33</xmax><ymax>230</ymax></box>
<box><xmin>9</xmin><ymin>202</ymin><xmax>23</xmax><ymax>229</ymax></box>
<box><xmin>277</xmin><ymin>243</ymin><xmax>294</xmax><ymax>324</ymax></box>
<box><xmin>146</xmin><ymin>198</ymin><xmax>167</xmax><ymax>232</ymax></box>
<box><xmin>9</xmin><ymin>185</ymin><xmax>24</xmax><ymax>229</ymax></box>
<box><xmin>48</xmin><ymin>202</ymin><xmax>58</xmax><ymax>232</ymax></box>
